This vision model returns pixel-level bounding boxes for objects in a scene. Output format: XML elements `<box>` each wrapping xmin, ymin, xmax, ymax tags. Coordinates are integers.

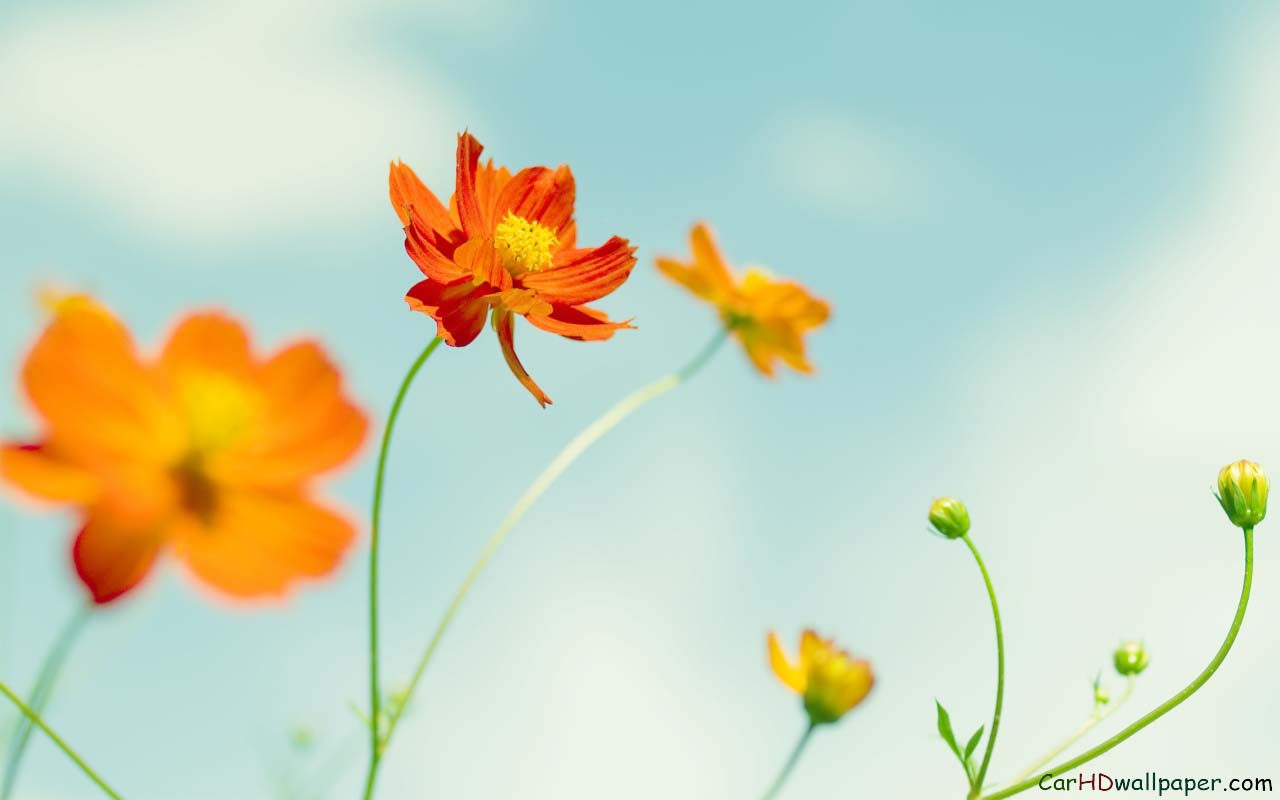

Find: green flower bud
<box><xmin>928</xmin><ymin>497</ymin><xmax>970</xmax><ymax>539</ymax></box>
<box><xmin>1216</xmin><ymin>460</ymin><xmax>1268</xmax><ymax>530</ymax></box>
<box><xmin>1114</xmin><ymin>641</ymin><xmax>1149</xmax><ymax>676</ymax></box>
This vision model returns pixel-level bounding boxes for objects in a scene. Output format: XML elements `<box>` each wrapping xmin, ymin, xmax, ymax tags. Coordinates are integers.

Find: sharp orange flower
<box><xmin>768</xmin><ymin>629</ymin><xmax>874</xmax><ymax>725</ymax></box>
<box><xmin>389</xmin><ymin>132</ymin><xmax>638</xmax><ymax>407</ymax></box>
<box><xmin>656</xmin><ymin>223</ymin><xmax>830</xmax><ymax>377</ymax></box>
<box><xmin>0</xmin><ymin>296</ymin><xmax>369</xmax><ymax>604</ymax></box>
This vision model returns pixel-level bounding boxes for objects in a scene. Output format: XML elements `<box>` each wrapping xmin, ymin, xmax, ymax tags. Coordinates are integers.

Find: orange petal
<box><xmin>454</xmin><ymin>238</ymin><xmax>512</xmax><ymax>291</ymax></box>
<box><xmin>494</xmin><ymin>165</ymin><xmax>576</xmax><ymax>240</ymax></box>
<box><xmin>523</xmin><ymin>236</ymin><xmax>637</xmax><ymax>306</ymax></box>
<box><xmin>73</xmin><ymin>513</ymin><xmax>164</xmax><ymax>604</ymax></box>
<box><xmin>492</xmin><ymin>311</ymin><xmax>552</xmax><ymax>407</ymax></box>
<box><xmin>654</xmin><ymin>223</ymin><xmax>736</xmax><ymax>305</ymax></box>
<box><xmin>0</xmin><ymin>443</ymin><xmax>100</xmax><ymax>503</ymax></box>
<box><xmin>21</xmin><ymin>301</ymin><xmax>176</xmax><ymax>464</ymax></box>
<box><xmin>172</xmin><ymin>490</ymin><xmax>357</xmax><ymax>600</ymax></box>
<box><xmin>768</xmin><ymin>631</ymin><xmax>806</xmax><ymax>693</ymax></box>
<box><xmin>454</xmin><ymin>132</ymin><xmax>486</xmax><ymax>236</ymax></box>
<box><xmin>405</xmin><ymin>278</ymin><xmax>492</xmax><ymax>347</ymax></box>
<box><xmin>389</xmin><ymin>160</ymin><xmax>459</xmax><ymax>238</ymax></box>
<box><xmin>159</xmin><ymin>311</ymin><xmax>254</xmax><ymax>379</ymax></box>
<box><xmin>405</xmin><ymin>212</ymin><xmax>469</xmax><ymax>283</ymax></box>
<box><xmin>212</xmin><ymin>342</ymin><xmax>368</xmax><ymax>487</ymax></box>
<box><xmin>525</xmin><ymin>303</ymin><xmax>633</xmax><ymax>341</ymax></box>
<box><xmin>474</xmin><ymin>158</ymin><xmax>514</xmax><ymax>228</ymax></box>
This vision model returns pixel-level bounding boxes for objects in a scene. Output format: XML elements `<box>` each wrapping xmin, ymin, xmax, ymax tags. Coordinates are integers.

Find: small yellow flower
<box><xmin>1216</xmin><ymin>459</ymin><xmax>1268</xmax><ymax>530</ymax></box>
<box><xmin>767</xmin><ymin>629</ymin><xmax>874</xmax><ymax>725</ymax></box>
<box><xmin>656</xmin><ymin>223</ymin><xmax>830</xmax><ymax>377</ymax></box>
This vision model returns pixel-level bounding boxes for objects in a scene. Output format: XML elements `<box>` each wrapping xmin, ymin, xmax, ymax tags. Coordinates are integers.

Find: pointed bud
<box><xmin>929</xmin><ymin>497</ymin><xmax>970</xmax><ymax>540</ymax></box>
<box><xmin>1113</xmin><ymin>641</ymin><xmax>1149</xmax><ymax>676</ymax></box>
<box><xmin>1215</xmin><ymin>460</ymin><xmax>1268</xmax><ymax>530</ymax></box>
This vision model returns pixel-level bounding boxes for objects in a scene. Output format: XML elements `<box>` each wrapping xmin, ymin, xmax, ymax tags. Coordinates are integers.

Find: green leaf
<box><xmin>963</xmin><ymin>725</ymin><xmax>984</xmax><ymax>762</ymax></box>
<box><xmin>935</xmin><ymin>700</ymin><xmax>964</xmax><ymax>762</ymax></box>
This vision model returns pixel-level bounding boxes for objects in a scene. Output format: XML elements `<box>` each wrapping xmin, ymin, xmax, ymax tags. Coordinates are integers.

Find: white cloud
<box><xmin>0</xmin><ymin>0</ymin><xmax>476</xmax><ymax>247</ymax></box>
<box><xmin>761</xmin><ymin>108</ymin><xmax>940</xmax><ymax>221</ymax></box>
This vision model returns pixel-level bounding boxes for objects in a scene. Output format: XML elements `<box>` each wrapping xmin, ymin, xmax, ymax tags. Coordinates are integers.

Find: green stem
<box><xmin>760</xmin><ymin>724</ymin><xmax>816</xmax><ymax>800</ymax></box>
<box><xmin>1</xmin><ymin>603</ymin><xmax>91</xmax><ymax>800</ymax></box>
<box><xmin>983</xmin><ymin>527</ymin><xmax>1255</xmax><ymax>800</ymax></box>
<box><xmin>0</xmin><ymin>678</ymin><xmax>122</xmax><ymax>799</ymax></box>
<box><xmin>1010</xmin><ymin>677</ymin><xmax>1134</xmax><ymax>784</ymax></box>
<box><xmin>362</xmin><ymin>327</ymin><xmax>730</xmax><ymax>797</ymax></box>
<box><xmin>363</xmin><ymin>337</ymin><xmax>443</xmax><ymax>800</ymax></box>
<box><xmin>962</xmin><ymin>533</ymin><xmax>1005</xmax><ymax>798</ymax></box>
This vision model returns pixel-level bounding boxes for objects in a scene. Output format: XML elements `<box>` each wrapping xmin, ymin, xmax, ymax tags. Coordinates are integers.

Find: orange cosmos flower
<box><xmin>389</xmin><ymin>132</ymin><xmax>638</xmax><ymax>407</ymax></box>
<box><xmin>656</xmin><ymin>223</ymin><xmax>830</xmax><ymax>377</ymax></box>
<box><xmin>0</xmin><ymin>296</ymin><xmax>369</xmax><ymax>604</ymax></box>
<box><xmin>768</xmin><ymin>629</ymin><xmax>874</xmax><ymax>725</ymax></box>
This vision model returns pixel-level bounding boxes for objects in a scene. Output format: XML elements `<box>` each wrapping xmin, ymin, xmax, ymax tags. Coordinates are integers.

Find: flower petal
<box><xmin>0</xmin><ymin>442</ymin><xmax>100</xmax><ymax>503</ymax></box>
<box><xmin>389</xmin><ymin>160</ymin><xmax>459</xmax><ymax>240</ymax></box>
<box><xmin>522</xmin><ymin>236</ymin><xmax>637</xmax><ymax>306</ymax></box>
<box><xmin>172</xmin><ymin>490</ymin><xmax>357</xmax><ymax>600</ymax></box>
<box><xmin>454</xmin><ymin>238</ymin><xmax>512</xmax><ymax>291</ymax></box>
<box><xmin>454</xmin><ymin>131</ymin><xmax>486</xmax><ymax>236</ymax></box>
<box><xmin>492</xmin><ymin>311</ymin><xmax>552</xmax><ymax>407</ymax></box>
<box><xmin>159</xmin><ymin>312</ymin><xmax>254</xmax><ymax>379</ymax></box>
<box><xmin>655</xmin><ymin>222</ymin><xmax>736</xmax><ymax>305</ymax></box>
<box><xmin>768</xmin><ymin>631</ymin><xmax>806</xmax><ymax>693</ymax></box>
<box><xmin>525</xmin><ymin>303</ymin><xmax>633</xmax><ymax>341</ymax></box>
<box><xmin>405</xmin><ymin>213</ymin><xmax>469</xmax><ymax>282</ymax></box>
<box><xmin>73</xmin><ymin>513</ymin><xmax>164</xmax><ymax>604</ymax></box>
<box><xmin>212</xmin><ymin>342</ymin><xmax>368</xmax><ymax>487</ymax></box>
<box><xmin>405</xmin><ymin>278</ymin><xmax>491</xmax><ymax>347</ymax></box>
<box><xmin>21</xmin><ymin>301</ymin><xmax>176</xmax><ymax>464</ymax></box>
<box><xmin>494</xmin><ymin>164</ymin><xmax>576</xmax><ymax>239</ymax></box>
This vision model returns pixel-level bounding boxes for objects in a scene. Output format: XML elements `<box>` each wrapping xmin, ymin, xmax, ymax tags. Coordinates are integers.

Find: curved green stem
<box><xmin>962</xmin><ymin>534</ymin><xmax>1005</xmax><ymax>798</ymax></box>
<box><xmin>760</xmin><ymin>723</ymin><xmax>816</xmax><ymax>800</ymax></box>
<box><xmin>0</xmin><ymin>679</ymin><xmax>121</xmax><ymax>799</ymax></box>
<box><xmin>1</xmin><ymin>603</ymin><xmax>91</xmax><ymax>800</ymax></box>
<box><xmin>363</xmin><ymin>327</ymin><xmax>730</xmax><ymax>796</ymax></box>
<box><xmin>983</xmin><ymin>527</ymin><xmax>1254</xmax><ymax>800</ymax></box>
<box><xmin>363</xmin><ymin>337</ymin><xmax>443</xmax><ymax>800</ymax></box>
<box><xmin>1011</xmin><ymin>677</ymin><xmax>1134</xmax><ymax>784</ymax></box>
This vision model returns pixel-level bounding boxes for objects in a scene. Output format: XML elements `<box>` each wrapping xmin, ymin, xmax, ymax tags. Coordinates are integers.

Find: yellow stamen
<box><xmin>177</xmin><ymin>371</ymin><xmax>261</xmax><ymax>455</ymax></box>
<box><xmin>493</xmin><ymin>211</ymin><xmax>558</xmax><ymax>274</ymax></box>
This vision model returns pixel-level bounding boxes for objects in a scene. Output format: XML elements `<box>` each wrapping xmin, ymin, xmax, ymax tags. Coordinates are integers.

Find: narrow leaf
<box><xmin>963</xmin><ymin>725</ymin><xmax>984</xmax><ymax>762</ymax></box>
<box><xmin>935</xmin><ymin>700</ymin><xmax>963</xmax><ymax>762</ymax></box>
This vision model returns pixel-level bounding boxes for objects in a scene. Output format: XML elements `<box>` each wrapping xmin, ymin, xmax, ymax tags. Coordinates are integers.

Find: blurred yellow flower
<box><xmin>656</xmin><ymin>223</ymin><xmax>830</xmax><ymax>377</ymax></box>
<box><xmin>768</xmin><ymin>629</ymin><xmax>874</xmax><ymax>725</ymax></box>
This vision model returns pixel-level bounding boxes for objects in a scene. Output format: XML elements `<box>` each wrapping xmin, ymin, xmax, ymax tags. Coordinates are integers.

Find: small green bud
<box><xmin>1215</xmin><ymin>459</ymin><xmax>1268</xmax><ymax>530</ymax></box>
<box><xmin>929</xmin><ymin>497</ymin><xmax>970</xmax><ymax>539</ymax></box>
<box><xmin>1091</xmin><ymin>672</ymin><xmax>1110</xmax><ymax>706</ymax></box>
<box><xmin>1114</xmin><ymin>641</ymin><xmax>1149</xmax><ymax>676</ymax></box>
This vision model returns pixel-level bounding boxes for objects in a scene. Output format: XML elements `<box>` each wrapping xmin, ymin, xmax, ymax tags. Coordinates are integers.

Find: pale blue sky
<box><xmin>1</xmin><ymin>1</ymin><xmax>1278</xmax><ymax>798</ymax></box>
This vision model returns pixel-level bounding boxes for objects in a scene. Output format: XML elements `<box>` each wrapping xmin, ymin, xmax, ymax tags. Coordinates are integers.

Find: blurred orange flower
<box><xmin>389</xmin><ymin>132</ymin><xmax>638</xmax><ymax>407</ymax></box>
<box><xmin>0</xmin><ymin>296</ymin><xmax>369</xmax><ymax>604</ymax></box>
<box><xmin>656</xmin><ymin>223</ymin><xmax>830</xmax><ymax>377</ymax></box>
<box><xmin>768</xmin><ymin>629</ymin><xmax>874</xmax><ymax>725</ymax></box>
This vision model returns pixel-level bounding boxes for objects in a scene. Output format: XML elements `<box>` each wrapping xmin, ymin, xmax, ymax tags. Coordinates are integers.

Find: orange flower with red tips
<box><xmin>389</xmin><ymin>132</ymin><xmax>638</xmax><ymax>407</ymax></box>
<box><xmin>0</xmin><ymin>296</ymin><xmax>369</xmax><ymax>604</ymax></box>
<box><xmin>768</xmin><ymin>629</ymin><xmax>874</xmax><ymax>725</ymax></box>
<box><xmin>657</xmin><ymin>223</ymin><xmax>830</xmax><ymax>377</ymax></box>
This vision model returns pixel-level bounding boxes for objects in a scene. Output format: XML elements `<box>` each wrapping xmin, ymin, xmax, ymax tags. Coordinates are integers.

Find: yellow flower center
<box><xmin>493</xmin><ymin>212</ymin><xmax>558</xmax><ymax>274</ymax></box>
<box><xmin>177</xmin><ymin>371</ymin><xmax>261</xmax><ymax>456</ymax></box>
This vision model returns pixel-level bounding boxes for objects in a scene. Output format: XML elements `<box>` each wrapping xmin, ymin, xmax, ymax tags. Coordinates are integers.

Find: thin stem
<box><xmin>1010</xmin><ymin>677</ymin><xmax>1134</xmax><ymax>784</ymax></box>
<box><xmin>362</xmin><ymin>328</ymin><xmax>730</xmax><ymax>797</ymax></box>
<box><xmin>363</xmin><ymin>337</ymin><xmax>443</xmax><ymax>800</ymax></box>
<box><xmin>1</xmin><ymin>603</ymin><xmax>91</xmax><ymax>800</ymax></box>
<box><xmin>962</xmin><ymin>534</ymin><xmax>1005</xmax><ymax>798</ymax></box>
<box><xmin>760</xmin><ymin>723</ymin><xmax>816</xmax><ymax>800</ymax></box>
<box><xmin>0</xmin><ymin>679</ymin><xmax>122</xmax><ymax>799</ymax></box>
<box><xmin>983</xmin><ymin>528</ymin><xmax>1255</xmax><ymax>800</ymax></box>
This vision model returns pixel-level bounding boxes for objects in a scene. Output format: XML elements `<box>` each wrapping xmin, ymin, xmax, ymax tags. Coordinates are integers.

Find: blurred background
<box><xmin>2</xmin><ymin>0</ymin><xmax>1278</xmax><ymax>797</ymax></box>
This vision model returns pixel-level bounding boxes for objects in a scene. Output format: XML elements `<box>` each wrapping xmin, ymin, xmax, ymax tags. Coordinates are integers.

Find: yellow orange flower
<box><xmin>389</xmin><ymin>132</ymin><xmax>638</xmax><ymax>407</ymax></box>
<box><xmin>656</xmin><ymin>223</ymin><xmax>830</xmax><ymax>377</ymax></box>
<box><xmin>0</xmin><ymin>296</ymin><xmax>369</xmax><ymax>604</ymax></box>
<box><xmin>768</xmin><ymin>629</ymin><xmax>874</xmax><ymax>725</ymax></box>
